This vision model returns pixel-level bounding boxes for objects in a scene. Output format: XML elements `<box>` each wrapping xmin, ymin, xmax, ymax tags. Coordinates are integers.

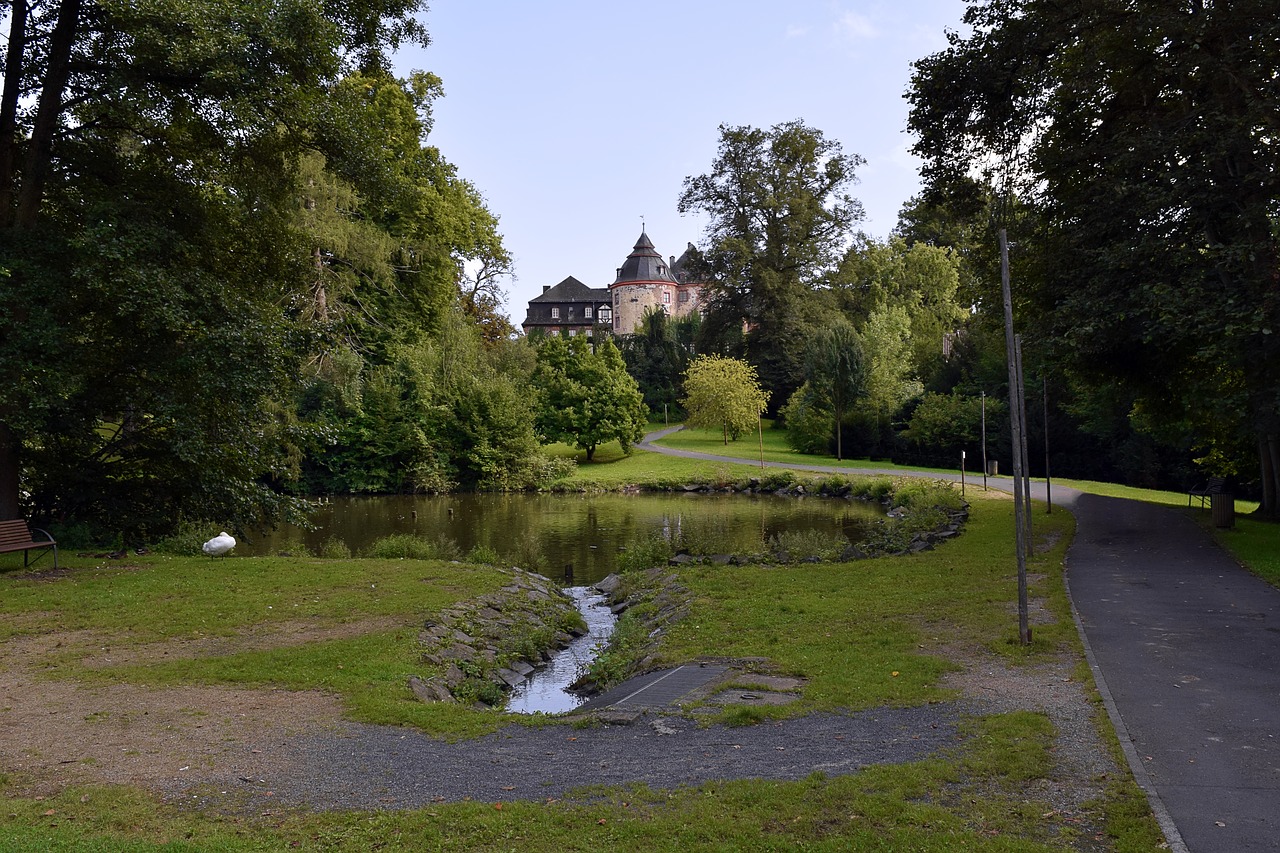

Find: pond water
<box><xmin>245</xmin><ymin>492</ymin><xmax>885</xmax><ymax>585</ymax></box>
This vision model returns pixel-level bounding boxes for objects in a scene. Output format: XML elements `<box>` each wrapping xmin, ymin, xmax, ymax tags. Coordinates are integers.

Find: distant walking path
<box><xmin>638</xmin><ymin>428</ymin><xmax>1280</xmax><ymax>852</ymax></box>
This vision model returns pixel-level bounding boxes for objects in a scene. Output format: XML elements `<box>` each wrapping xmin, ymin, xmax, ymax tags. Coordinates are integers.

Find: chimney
<box><xmin>542</xmin><ymin>285</ymin><xmax>550</xmax><ymax>293</ymax></box>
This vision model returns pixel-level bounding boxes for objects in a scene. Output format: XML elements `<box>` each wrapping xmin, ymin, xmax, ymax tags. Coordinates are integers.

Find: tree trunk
<box><xmin>15</xmin><ymin>0</ymin><xmax>81</xmax><ymax>228</ymax></box>
<box><xmin>1260</xmin><ymin>433</ymin><xmax>1279</xmax><ymax>519</ymax></box>
<box><xmin>0</xmin><ymin>0</ymin><xmax>29</xmax><ymax>227</ymax></box>
<box><xmin>0</xmin><ymin>423</ymin><xmax>19</xmax><ymax>520</ymax></box>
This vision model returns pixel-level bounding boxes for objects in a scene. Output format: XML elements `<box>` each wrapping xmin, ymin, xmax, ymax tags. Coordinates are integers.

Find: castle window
<box><xmin>662</xmin><ymin>290</ymin><xmax>671</xmax><ymax>305</ymax></box>
<box><xmin>551</xmin><ymin>307</ymin><xmax>559</xmax><ymax>319</ymax></box>
<box><xmin>585</xmin><ymin>306</ymin><xmax>593</xmax><ymax>319</ymax></box>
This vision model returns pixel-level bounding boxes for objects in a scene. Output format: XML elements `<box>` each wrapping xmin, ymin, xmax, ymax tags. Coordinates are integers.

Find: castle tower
<box><xmin>608</xmin><ymin>232</ymin><xmax>700</xmax><ymax>334</ymax></box>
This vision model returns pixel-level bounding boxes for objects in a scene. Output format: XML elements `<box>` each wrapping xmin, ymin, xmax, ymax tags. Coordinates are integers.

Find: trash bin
<box><xmin>986</xmin><ymin>460</ymin><xmax>998</xmax><ymax>476</ymax></box>
<box><xmin>1211</xmin><ymin>492</ymin><xmax>1235</xmax><ymax>529</ymax></box>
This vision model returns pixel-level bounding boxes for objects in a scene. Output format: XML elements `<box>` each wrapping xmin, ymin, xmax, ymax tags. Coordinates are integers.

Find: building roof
<box><xmin>612</xmin><ymin>232</ymin><xmax>680</xmax><ymax>286</ymax></box>
<box><xmin>529</xmin><ymin>276</ymin><xmax>609</xmax><ymax>303</ymax></box>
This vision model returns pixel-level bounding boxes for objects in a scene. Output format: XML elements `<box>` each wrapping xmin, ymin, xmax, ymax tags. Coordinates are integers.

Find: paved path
<box><xmin>637</xmin><ymin>428</ymin><xmax>1280</xmax><ymax>852</ymax></box>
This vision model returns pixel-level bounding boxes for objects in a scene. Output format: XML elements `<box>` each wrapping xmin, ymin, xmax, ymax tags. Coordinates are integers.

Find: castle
<box><xmin>520</xmin><ymin>232</ymin><xmax>703</xmax><ymax>337</ymax></box>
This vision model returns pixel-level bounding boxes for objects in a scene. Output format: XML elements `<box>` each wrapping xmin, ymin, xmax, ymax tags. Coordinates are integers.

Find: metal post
<box><xmin>1000</xmin><ymin>229</ymin><xmax>1031</xmax><ymax>646</ymax></box>
<box><xmin>960</xmin><ymin>450</ymin><xmax>966</xmax><ymax>498</ymax></box>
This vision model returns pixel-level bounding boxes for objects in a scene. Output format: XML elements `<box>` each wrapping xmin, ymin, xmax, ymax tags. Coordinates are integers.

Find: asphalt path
<box><xmin>638</xmin><ymin>428</ymin><xmax>1280</xmax><ymax>852</ymax></box>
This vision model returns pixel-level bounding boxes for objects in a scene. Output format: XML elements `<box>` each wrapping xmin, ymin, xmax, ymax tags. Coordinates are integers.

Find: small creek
<box><xmin>505</xmin><ymin>586</ymin><xmax>618</xmax><ymax>714</ymax></box>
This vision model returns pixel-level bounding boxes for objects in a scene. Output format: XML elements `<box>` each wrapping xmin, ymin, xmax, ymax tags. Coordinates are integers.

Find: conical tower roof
<box><xmin>612</xmin><ymin>231</ymin><xmax>679</xmax><ymax>286</ymax></box>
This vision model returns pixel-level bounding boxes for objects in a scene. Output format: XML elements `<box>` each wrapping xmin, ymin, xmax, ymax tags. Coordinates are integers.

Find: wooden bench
<box><xmin>1188</xmin><ymin>476</ymin><xmax>1226</xmax><ymax>510</ymax></box>
<box><xmin>0</xmin><ymin>519</ymin><xmax>58</xmax><ymax>568</ymax></box>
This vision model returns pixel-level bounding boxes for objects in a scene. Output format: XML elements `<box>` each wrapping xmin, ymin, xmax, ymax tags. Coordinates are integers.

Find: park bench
<box><xmin>0</xmin><ymin>519</ymin><xmax>58</xmax><ymax>568</ymax></box>
<box><xmin>1187</xmin><ymin>476</ymin><xmax>1226</xmax><ymax>510</ymax></box>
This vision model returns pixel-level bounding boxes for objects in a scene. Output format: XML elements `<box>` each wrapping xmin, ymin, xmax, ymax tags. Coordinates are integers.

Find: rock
<box><xmin>407</xmin><ymin>675</ymin><xmax>454</xmax><ymax>704</ymax></box>
<box><xmin>594</xmin><ymin>573</ymin><xmax>624</xmax><ymax>596</ymax></box>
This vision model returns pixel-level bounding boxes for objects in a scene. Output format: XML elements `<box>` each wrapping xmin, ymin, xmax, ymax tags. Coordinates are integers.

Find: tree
<box><xmin>908</xmin><ymin>0</ymin><xmax>1280</xmax><ymax>515</ymax></box>
<box><xmin>532</xmin><ymin>336</ymin><xmax>647</xmax><ymax>461</ymax></box>
<box><xmin>678</xmin><ymin>120</ymin><xmax>865</xmax><ymax>410</ymax></box>
<box><xmin>802</xmin><ymin>321</ymin><xmax>868</xmax><ymax>460</ymax></box>
<box><xmin>681</xmin><ymin>355</ymin><xmax>769</xmax><ymax>445</ymax></box>
<box><xmin>618</xmin><ymin>308</ymin><xmax>690</xmax><ymax>418</ymax></box>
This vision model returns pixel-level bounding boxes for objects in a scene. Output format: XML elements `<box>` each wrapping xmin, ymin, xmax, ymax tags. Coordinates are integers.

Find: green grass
<box><xmin>0</xmin><ymin>452</ymin><xmax>1165</xmax><ymax>851</ymax></box>
<box><xmin>1211</xmin><ymin>515</ymin><xmax>1280</xmax><ymax>586</ymax></box>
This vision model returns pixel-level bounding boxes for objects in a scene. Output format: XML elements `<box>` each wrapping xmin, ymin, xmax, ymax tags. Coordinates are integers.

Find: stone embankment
<box><xmin>409</xmin><ymin>567</ymin><xmax>587</xmax><ymax>707</ymax></box>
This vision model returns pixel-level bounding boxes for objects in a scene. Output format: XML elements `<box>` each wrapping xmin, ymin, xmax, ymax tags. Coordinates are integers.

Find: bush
<box><xmin>365</xmin><ymin>534</ymin><xmax>461</xmax><ymax>560</ymax></box>
<box><xmin>616</xmin><ymin>535</ymin><xmax>673</xmax><ymax>573</ymax></box>
<box><xmin>511</xmin><ymin>532</ymin><xmax>546</xmax><ymax>572</ymax></box>
<box><xmin>769</xmin><ymin>529</ymin><xmax>849</xmax><ymax>561</ymax></box>
<box><xmin>781</xmin><ymin>383</ymin><xmax>834</xmax><ymax>455</ymax></box>
<box><xmin>318</xmin><ymin>536</ymin><xmax>352</xmax><ymax>559</ymax></box>
<box><xmin>466</xmin><ymin>544</ymin><xmax>501</xmax><ymax>565</ymax></box>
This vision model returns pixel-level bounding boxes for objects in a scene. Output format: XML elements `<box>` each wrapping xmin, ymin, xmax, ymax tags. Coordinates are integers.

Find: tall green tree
<box><xmin>682</xmin><ymin>355</ymin><xmax>770</xmax><ymax>445</ymax></box>
<box><xmin>0</xmin><ymin>0</ymin><xmax>427</xmax><ymax>533</ymax></box>
<box><xmin>678</xmin><ymin>120</ymin><xmax>865</xmax><ymax>411</ymax></box>
<box><xmin>619</xmin><ymin>307</ymin><xmax>690</xmax><ymax>418</ymax></box>
<box><xmin>532</xmin><ymin>335</ymin><xmax>647</xmax><ymax>462</ymax></box>
<box><xmin>908</xmin><ymin>0</ymin><xmax>1280</xmax><ymax>514</ymax></box>
<box><xmin>802</xmin><ymin>321</ymin><xmax>868</xmax><ymax>460</ymax></box>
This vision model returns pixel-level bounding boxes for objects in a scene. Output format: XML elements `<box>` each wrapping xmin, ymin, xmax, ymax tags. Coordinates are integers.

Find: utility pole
<box><xmin>1001</xmin><ymin>229</ymin><xmax>1031</xmax><ymax>645</ymax></box>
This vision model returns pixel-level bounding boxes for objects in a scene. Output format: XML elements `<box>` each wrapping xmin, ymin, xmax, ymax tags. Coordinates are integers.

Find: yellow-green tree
<box><xmin>682</xmin><ymin>355</ymin><xmax>769</xmax><ymax>445</ymax></box>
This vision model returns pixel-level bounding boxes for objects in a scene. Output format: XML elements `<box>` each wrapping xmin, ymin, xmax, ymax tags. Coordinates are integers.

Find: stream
<box><xmin>505</xmin><ymin>586</ymin><xmax>618</xmax><ymax>714</ymax></box>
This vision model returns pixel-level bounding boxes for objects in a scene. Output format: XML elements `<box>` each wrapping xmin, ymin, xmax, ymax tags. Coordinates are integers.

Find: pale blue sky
<box><xmin>393</xmin><ymin>1</ymin><xmax>968</xmax><ymax>321</ymax></box>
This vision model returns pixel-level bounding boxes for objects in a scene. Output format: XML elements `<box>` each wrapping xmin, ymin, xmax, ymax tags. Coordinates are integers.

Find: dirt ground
<box><xmin>2</xmin><ymin>617</ymin><xmax>1116</xmax><ymax>828</ymax></box>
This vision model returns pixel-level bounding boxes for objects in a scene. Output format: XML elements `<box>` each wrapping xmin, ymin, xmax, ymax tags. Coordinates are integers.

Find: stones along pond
<box><xmin>248</xmin><ymin>491</ymin><xmax>887</xmax><ymax>586</ymax></box>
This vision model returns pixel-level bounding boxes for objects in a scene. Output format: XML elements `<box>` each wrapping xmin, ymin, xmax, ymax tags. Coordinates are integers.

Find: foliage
<box><xmin>681</xmin><ymin>354</ymin><xmax>769</xmax><ymax>444</ymax></box>
<box><xmin>902</xmin><ymin>392</ymin><xmax>1006</xmax><ymax>469</ymax></box>
<box><xmin>679</xmin><ymin>120</ymin><xmax>865</xmax><ymax>409</ymax></box>
<box><xmin>365</xmin><ymin>533</ymin><xmax>462</xmax><ymax>560</ymax></box>
<box><xmin>532</xmin><ymin>335</ymin><xmax>648</xmax><ymax>462</ymax></box>
<box><xmin>781</xmin><ymin>382</ymin><xmax>835</xmax><ymax>455</ymax></box>
<box><xmin>907</xmin><ymin>0</ymin><xmax>1280</xmax><ymax>515</ymax></box>
<box><xmin>802</xmin><ymin>320</ymin><xmax>868</xmax><ymax>459</ymax></box>
<box><xmin>618</xmin><ymin>307</ymin><xmax>692</xmax><ymax>418</ymax></box>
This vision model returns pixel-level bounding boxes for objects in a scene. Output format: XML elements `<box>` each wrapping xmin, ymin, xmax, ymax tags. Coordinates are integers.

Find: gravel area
<box><xmin>218</xmin><ymin>704</ymin><xmax>964</xmax><ymax>811</ymax></box>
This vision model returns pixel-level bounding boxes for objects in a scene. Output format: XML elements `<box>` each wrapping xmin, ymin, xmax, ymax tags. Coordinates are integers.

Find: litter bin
<box><xmin>1211</xmin><ymin>492</ymin><xmax>1235</xmax><ymax>529</ymax></box>
<box><xmin>986</xmin><ymin>460</ymin><xmax>998</xmax><ymax>476</ymax></box>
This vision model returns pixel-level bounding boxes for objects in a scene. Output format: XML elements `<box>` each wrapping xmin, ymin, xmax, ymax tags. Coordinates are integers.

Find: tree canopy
<box><xmin>682</xmin><ymin>355</ymin><xmax>769</xmax><ymax>445</ymax></box>
<box><xmin>908</xmin><ymin>0</ymin><xmax>1280</xmax><ymax>515</ymax></box>
<box><xmin>0</xmin><ymin>0</ymin><xmax>529</xmax><ymax>537</ymax></box>
<box><xmin>532</xmin><ymin>335</ymin><xmax>647</xmax><ymax>462</ymax></box>
<box><xmin>678</xmin><ymin>120</ymin><xmax>865</xmax><ymax>410</ymax></box>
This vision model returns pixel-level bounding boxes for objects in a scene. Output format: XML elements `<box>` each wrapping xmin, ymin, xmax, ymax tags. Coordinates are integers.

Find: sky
<box><xmin>391</xmin><ymin>1</ymin><xmax>969</xmax><ymax>322</ymax></box>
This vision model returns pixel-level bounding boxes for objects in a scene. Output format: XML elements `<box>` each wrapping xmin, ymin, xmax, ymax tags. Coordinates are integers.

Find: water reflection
<box><xmin>246</xmin><ymin>492</ymin><xmax>884</xmax><ymax>585</ymax></box>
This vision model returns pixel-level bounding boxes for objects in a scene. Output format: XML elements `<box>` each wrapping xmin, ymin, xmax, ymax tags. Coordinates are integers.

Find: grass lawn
<box><xmin>0</xmin><ymin>449</ymin><xmax>1165</xmax><ymax>851</ymax></box>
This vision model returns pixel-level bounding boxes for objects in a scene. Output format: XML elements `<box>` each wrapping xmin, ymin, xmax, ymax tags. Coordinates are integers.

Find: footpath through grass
<box><xmin>0</xmin><ymin>445</ymin><xmax>1169</xmax><ymax>851</ymax></box>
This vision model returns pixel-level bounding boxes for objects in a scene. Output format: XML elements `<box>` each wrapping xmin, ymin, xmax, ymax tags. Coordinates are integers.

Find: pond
<box><xmin>245</xmin><ymin>492</ymin><xmax>885</xmax><ymax>585</ymax></box>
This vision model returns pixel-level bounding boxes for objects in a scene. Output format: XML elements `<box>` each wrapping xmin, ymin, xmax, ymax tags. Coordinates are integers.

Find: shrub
<box><xmin>616</xmin><ymin>535</ymin><xmax>673</xmax><ymax>573</ymax></box>
<box><xmin>466</xmin><ymin>544</ymin><xmax>501</xmax><ymax>565</ymax></box>
<box><xmin>364</xmin><ymin>534</ymin><xmax>460</xmax><ymax>560</ymax></box>
<box><xmin>769</xmin><ymin>529</ymin><xmax>849</xmax><ymax>561</ymax></box>
<box><xmin>318</xmin><ymin>536</ymin><xmax>352</xmax><ymax>559</ymax></box>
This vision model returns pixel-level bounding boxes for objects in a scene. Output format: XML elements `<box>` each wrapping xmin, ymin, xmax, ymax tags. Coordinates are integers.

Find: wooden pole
<box><xmin>1043</xmin><ymin>376</ymin><xmax>1052</xmax><ymax>514</ymax></box>
<box><xmin>981</xmin><ymin>391</ymin><xmax>989</xmax><ymax>491</ymax></box>
<box><xmin>1000</xmin><ymin>229</ymin><xmax>1031</xmax><ymax>646</ymax></box>
<box><xmin>758</xmin><ymin>416</ymin><xmax>765</xmax><ymax>469</ymax></box>
<box><xmin>1015</xmin><ymin>334</ymin><xmax>1033</xmax><ymax>556</ymax></box>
